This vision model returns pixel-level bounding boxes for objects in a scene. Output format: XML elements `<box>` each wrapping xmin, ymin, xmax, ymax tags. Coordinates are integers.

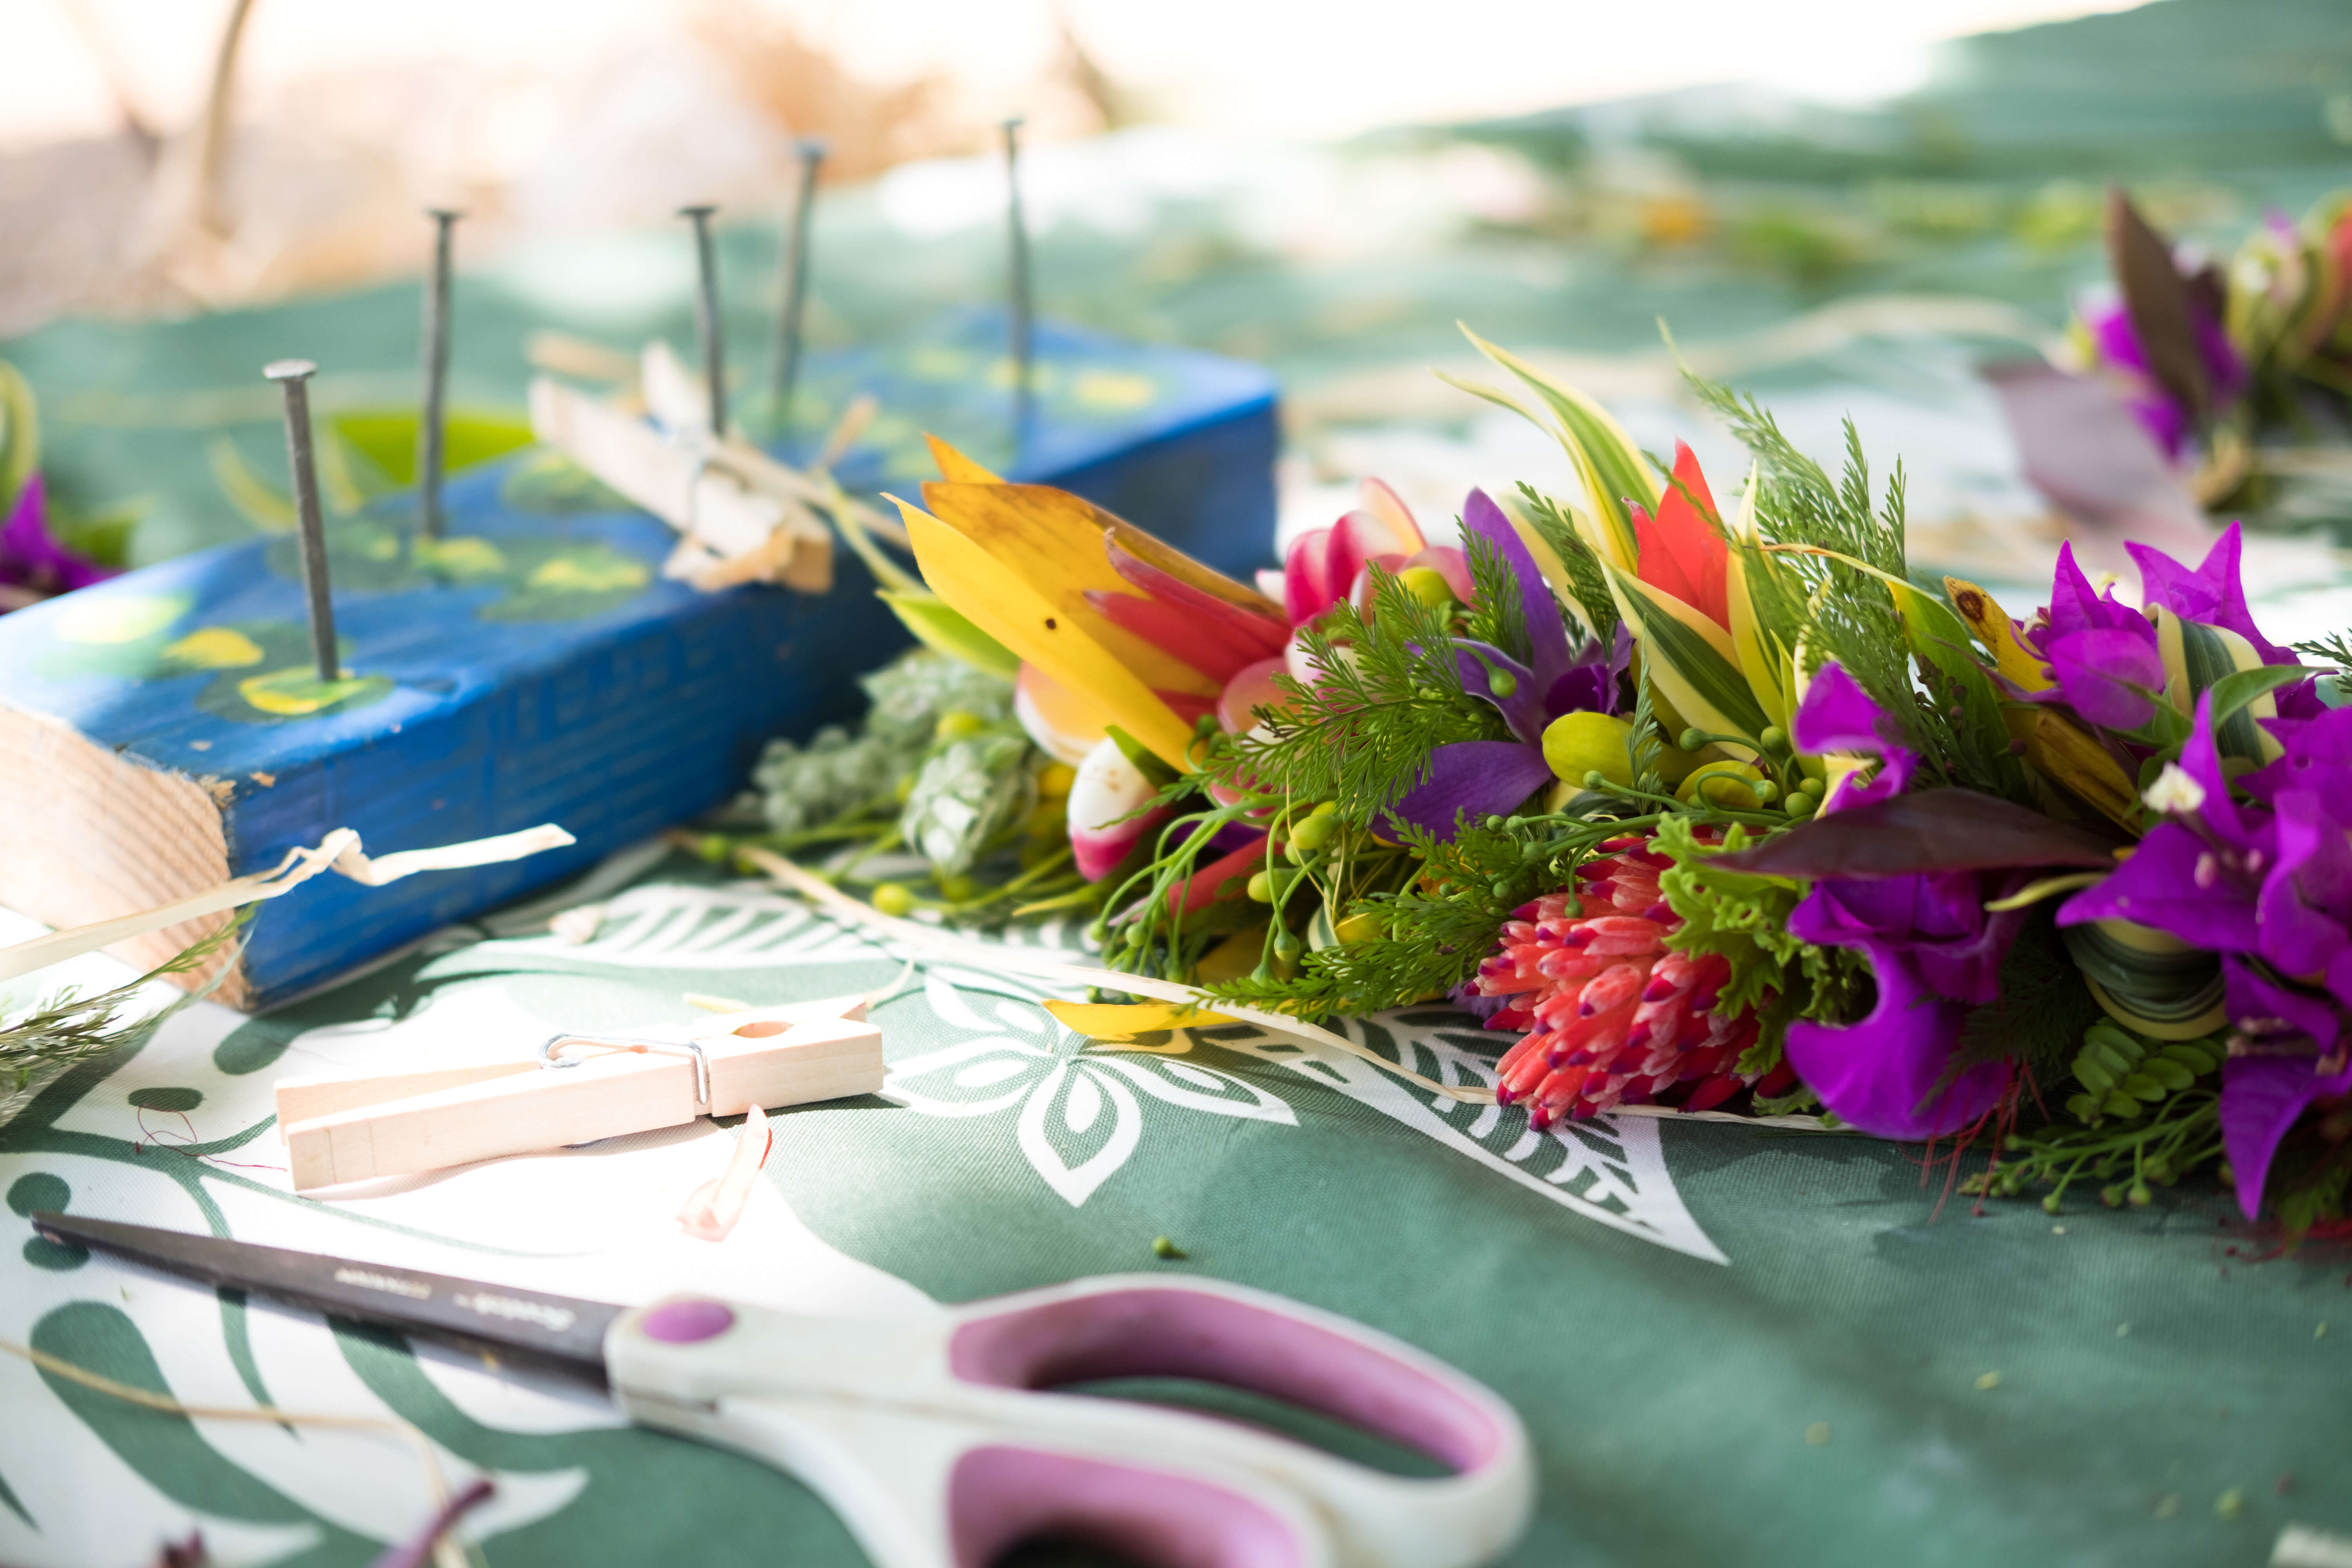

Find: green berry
<box><xmin>1289</xmin><ymin>813</ymin><xmax>1338</xmax><ymax>852</ymax></box>
<box><xmin>1783</xmin><ymin>790</ymin><xmax>1818</xmax><ymax>817</ymax></box>
<box><xmin>1677</xmin><ymin>728</ymin><xmax>1706</xmax><ymax>752</ymax></box>
<box><xmin>1151</xmin><ymin>1235</ymin><xmax>1187</xmax><ymax>1259</ymax></box>
<box><xmin>934</xmin><ymin>709</ymin><xmax>987</xmax><ymax>741</ymax></box>
<box><xmin>1245</xmin><ymin>870</ymin><xmax>1274</xmax><ymax>902</ymax></box>
<box><xmin>1399</xmin><ymin>566</ymin><xmax>1459</xmax><ymax>610</ymax></box>
<box><xmin>871</xmin><ymin>883</ymin><xmax>915</xmax><ymax>917</ymax></box>
<box><xmin>1760</xmin><ymin>725</ymin><xmax>1789</xmax><ymax>755</ymax></box>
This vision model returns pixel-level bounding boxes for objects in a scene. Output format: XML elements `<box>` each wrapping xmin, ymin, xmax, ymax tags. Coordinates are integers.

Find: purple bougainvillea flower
<box><xmin>2219</xmin><ymin>1055</ymin><xmax>2352</xmax><ymax>1218</ymax></box>
<box><xmin>1774</xmin><ymin>663</ymin><xmax>2022</xmax><ymax>1137</ymax></box>
<box><xmin>1783</xmin><ymin>873</ymin><xmax>2016</xmax><ymax>1140</ymax></box>
<box><xmin>2042</xmin><ymin>626</ymin><xmax>2168</xmax><ymax>730</ymax></box>
<box><xmin>2082</xmin><ymin>294</ymin><xmax>2248</xmax><ymax>462</ymax></box>
<box><xmin>2127</xmin><ymin>522</ymin><xmax>2296</xmax><ymax>666</ymax></box>
<box><xmin>2060</xmin><ymin>692</ymin><xmax>2352</xmax><ymax>1216</ymax></box>
<box><xmin>2249</xmin><ymin>705</ymin><xmax>2352</xmax><ymax>828</ymax></box>
<box><xmin>0</xmin><ymin>475</ymin><xmax>115</xmax><ymax>608</ymax></box>
<box><xmin>1793</xmin><ymin>661</ymin><xmax>1916</xmax><ymax>812</ymax></box>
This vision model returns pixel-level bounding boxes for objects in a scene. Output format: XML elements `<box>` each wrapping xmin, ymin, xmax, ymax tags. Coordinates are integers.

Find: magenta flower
<box><xmin>0</xmin><ymin>476</ymin><xmax>116</xmax><ymax>610</ymax></box>
<box><xmin>2127</xmin><ymin>521</ymin><xmax>2299</xmax><ymax>668</ymax></box>
<box><xmin>2082</xmin><ymin>292</ymin><xmax>2246</xmax><ymax>462</ymax></box>
<box><xmin>1774</xmin><ymin>665</ymin><xmax>2014</xmax><ymax>1138</ymax></box>
<box><xmin>2059</xmin><ymin>693</ymin><xmax>2352</xmax><ymax>1216</ymax></box>
<box><xmin>2019</xmin><ymin>541</ymin><xmax>2167</xmax><ymax>730</ymax></box>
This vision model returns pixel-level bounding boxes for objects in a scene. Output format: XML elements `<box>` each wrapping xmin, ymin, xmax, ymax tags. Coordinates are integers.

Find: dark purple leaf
<box><xmin>1711</xmin><ymin>788</ymin><xmax>2123</xmax><ymax>878</ymax></box>
<box><xmin>2107</xmin><ymin>186</ymin><xmax>2209</xmax><ymax>423</ymax></box>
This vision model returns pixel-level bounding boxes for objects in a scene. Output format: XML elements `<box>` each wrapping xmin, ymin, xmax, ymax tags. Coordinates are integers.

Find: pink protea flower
<box><xmin>1472</xmin><ymin>834</ymin><xmax>1783</xmax><ymax>1126</ymax></box>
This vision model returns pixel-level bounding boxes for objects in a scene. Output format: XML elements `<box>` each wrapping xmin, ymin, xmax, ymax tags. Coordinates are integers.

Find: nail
<box><xmin>418</xmin><ymin>208</ymin><xmax>463</xmax><ymax>539</ymax></box>
<box><xmin>679</xmin><ymin>203</ymin><xmax>726</xmax><ymax>438</ymax></box>
<box><xmin>264</xmin><ymin>358</ymin><xmax>338</xmax><ymax>681</ymax></box>
<box><xmin>1000</xmin><ymin>117</ymin><xmax>1033</xmax><ymax>443</ymax></box>
<box><xmin>768</xmin><ymin>139</ymin><xmax>827</xmax><ymax>435</ymax></box>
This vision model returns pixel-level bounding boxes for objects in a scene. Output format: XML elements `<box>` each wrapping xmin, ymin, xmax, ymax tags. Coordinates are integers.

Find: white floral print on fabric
<box><xmin>502</xmin><ymin>880</ymin><xmax>1724</xmax><ymax>1261</ymax></box>
<box><xmin>886</xmin><ymin>971</ymin><xmax>1294</xmax><ymax>1206</ymax></box>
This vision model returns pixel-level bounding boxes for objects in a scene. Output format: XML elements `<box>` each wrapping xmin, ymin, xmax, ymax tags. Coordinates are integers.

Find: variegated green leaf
<box><xmin>2154</xmin><ymin>608</ymin><xmax>2280</xmax><ymax>764</ymax></box>
<box><xmin>1605</xmin><ymin>562</ymin><xmax>1770</xmax><ymax>742</ymax></box>
<box><xmin>1455</xmin><ymin>326</ymin><xmax>1658</xmax><ymax>570</ymax></box>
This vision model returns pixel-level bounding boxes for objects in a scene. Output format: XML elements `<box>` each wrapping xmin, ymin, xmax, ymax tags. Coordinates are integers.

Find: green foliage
<box><xmin>1232</xmin><ymin>816</ymin><xmax>1562</xmax><ymax>1019</ymax></box>
<box><xmin>752</xmin><ymin>652</ymin><xmax>1020</xmax><ymax>842</ymax></box>
<box><xmin>1964</xmin><ymin>1020</ymin><xmax>2228</xmax><ymax>1212</ymax></box>
<box><xmin>1514</xmin><ymin>483</ymin><xmax>1618</xmax><ymax>644</ymax></box>
<box><xmin>2</xmin><ymin>921</ymin><xmax>242</xmax><ymax>1125</ymax></box>
<box><xmin>1684</xmin><ymin>368</ymin><xmax>2023</xmax><ymax>796</ymax></box>
<box><xmin>2291</xmin><ymin>630</ymin><xmax>2352</xmax><ymax>670</ymax></box>
<box><xmin>1649</xmin><ymin>816</ymin><xmax>1866</xmax><ymax>1057</ymax></box>
<box><xmin>1211</xmin><ymin>568</ymin><xmax>1505</xmax><ymax>824</ymax></box>
<box><xmin>1460</xmin><ymin>528</ymin><xmax>1530</xmax><ymax>666</ymax></box>
<box><xmin>1949</xmin><ymin>909</ymin><xmax>2106</xmax><ymax>1079</ymax></box>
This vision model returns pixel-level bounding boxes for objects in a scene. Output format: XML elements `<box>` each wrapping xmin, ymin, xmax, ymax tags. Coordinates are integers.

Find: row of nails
<box><xmin>265</xmin><ymin>122</ymin><xmax>1034</xmax><ymax>683</ymax></box>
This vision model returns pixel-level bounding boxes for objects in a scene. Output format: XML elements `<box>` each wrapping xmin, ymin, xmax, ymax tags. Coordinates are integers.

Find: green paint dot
<box><xmin>23</xmin><ymin>1237</ymin><xmax>87</xmax><ymax>1272</ymax></box>
<box><xmin>7</xmin><ymin>1173</ymin><xmax>69</xmax><ymax>1218</ymax></box>
<box><xmin>213</xmin><ymin>1029</ymin><xmax>290</xmax><ymax>1077</ymax></box>
<box><xmin>128</xmin><ymin>1087</ymin><xmax>202</xmax><ymax>1112</ymax></box>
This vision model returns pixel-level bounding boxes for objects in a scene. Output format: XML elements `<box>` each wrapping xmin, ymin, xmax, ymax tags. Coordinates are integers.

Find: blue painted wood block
<box><xmin>789</xmin><ymin>310</ymin><xmax>1278</xmax><ymax>580</ymax></box>
<box><xmin>0</xmin><ymin>320</ymin><xmax>1275</xmax><ymax>1010</ymax></box>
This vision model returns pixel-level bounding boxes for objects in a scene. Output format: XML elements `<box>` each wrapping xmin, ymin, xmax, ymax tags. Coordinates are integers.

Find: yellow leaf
<box><xmin>2023</xmin><ymin>708</ymin><xmax>2140</xmax><ymax>830</ymax></box>
<box><xmin>919</xmin><ymin>481</ymin><xmax>1224</xmax><ymax>699</ymax></box>
<box><xmin>896</xmin><ymin>496</ymin><xmax>1199</xmax><ymax>769</ymax></box>
<box><xmin>1944</xmin><ymin>577</ymin><xmax>2052</xmax><ymax>693</ymax></box>
<box><xmin>1723</xmin><ymin>545</ymin><xmax>1792</xmax><ymax>732</ymax></box>
<box><xmin>924</xmin><ymin>434</ymin><xmax>1005</xmax><ymax>485</ymax></box>
<box><xmin>1044</xmin><ymin>999</ymin><xmax>1234</xmax><ymax>1039</ymax></box>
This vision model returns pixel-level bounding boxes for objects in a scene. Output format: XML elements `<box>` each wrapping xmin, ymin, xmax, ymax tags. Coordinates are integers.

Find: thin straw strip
<box><xmin>0</xmin><ymin>824</ymin><xmax>575</xmax><ymax>984</ymax></box>
<box><xmin>0</xmin><ymin>1335</ymin><xmax>476</xmax><ymax>1568</ymax></box>
<box><xmin>726</xmin><ymin>842</ymin><xmax>1499</xmax><ymax>1106</ymax></box>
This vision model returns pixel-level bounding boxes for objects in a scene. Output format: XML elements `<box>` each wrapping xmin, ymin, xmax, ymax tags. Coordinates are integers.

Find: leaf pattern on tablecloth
<box><xmin>886</xmin><ymin>970</ymin><xmax>1292</xmax><ymax>1207</ymax></box>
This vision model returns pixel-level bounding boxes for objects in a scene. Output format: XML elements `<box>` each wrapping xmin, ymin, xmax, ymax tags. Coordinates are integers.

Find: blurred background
<box><xmin>2</xmin><ymin>0</ymin><xmax>2349</xmax><ymax>593</ymax></box>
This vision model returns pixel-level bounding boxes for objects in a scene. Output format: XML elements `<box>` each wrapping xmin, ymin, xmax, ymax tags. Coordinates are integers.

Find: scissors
<box><xmin>34</xmin><ymin>1212</ymin><xmax>1534</xmax><ymax>1568</ymax></box>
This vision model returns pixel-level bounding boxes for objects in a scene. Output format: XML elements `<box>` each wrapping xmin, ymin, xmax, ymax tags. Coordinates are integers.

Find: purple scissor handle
<box><xmin>610</xmin><ymin>1274</ymin><xmax>1535</xmax><ymax>1568</ymax></box>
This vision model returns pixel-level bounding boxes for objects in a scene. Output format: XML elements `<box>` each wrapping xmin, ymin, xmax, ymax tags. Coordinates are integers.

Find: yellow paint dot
<box><xmin>528</xmin><ymin>554</ymin><xmax>649</xmax><ymax>593</ymax></box>
<box><xmin>2154</xmin><ymin>1495</ymin><xmax>2179</xmax><ymax>1519</ymax></box>
<box><xmin>1975</xmin><ymin>1372</ymin><xmax>2001</xmax><ymax>1391</ymax></box>
<box><xmin>1804</xmin><ymin>1423</ymin><xmax>1831</xmax><ymax>1446</ymax></box>
<box><xmin>907</xmin><ymin>346</ymin><xmax>971</xmax><ymax>380</ymax></box>
<box><xmin>1072</xmin><ymin>370</ymin><xmax>1158</xmax><ymax>411</ymax></box>
<box><xmin>418</xmin><ymin>536</ymin><xmax>506</xmax><ymax>579</ymax></box>
<box><xmin>238</xmin><ymin>666</ymin><xmax>372</xmax><ymax>715</ymax></box>
<box><xmin>2215</xmin><ymin>1488</ymin><xmax>2245</xmax><ymax>1521</ymax></box>
<box><xmin>163</xmin><ymin>626</ymin><xmax>264</xmax><ymax>669</ymax></box>
<box><xmin>54</xmin><ymin>593</ymin><xmax>186</xmax><ymax>644</ymax></box>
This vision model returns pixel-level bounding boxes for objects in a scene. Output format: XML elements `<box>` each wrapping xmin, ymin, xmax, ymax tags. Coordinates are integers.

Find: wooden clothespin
<box><xmin>274</xmin><ymin>996</ymin><xmax>881</xmax><ymax>1192</ymax></box>
<box><xmin>527</xmin><ymin>370</ymin><xmax>832</xmax><ymax>593</ymax></box>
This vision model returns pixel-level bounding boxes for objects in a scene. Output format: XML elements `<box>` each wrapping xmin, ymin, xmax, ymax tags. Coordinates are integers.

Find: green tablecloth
<box><xmin>2</xmin><ymin>860</ymin><xmax>2346</xmax><ymax>1567</ymax></box>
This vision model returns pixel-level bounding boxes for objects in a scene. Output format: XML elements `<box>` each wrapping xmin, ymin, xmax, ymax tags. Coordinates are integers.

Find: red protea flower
<box><xmin>1470</xmin><ymin>833</ymin><xmax>1790</xmax><ymax>1126</ymax></box>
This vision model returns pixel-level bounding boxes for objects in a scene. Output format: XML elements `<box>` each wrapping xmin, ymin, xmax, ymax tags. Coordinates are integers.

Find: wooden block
<box><xmin>0</xmin><ymin>319</ymin><xmax>1275</xmax><ymax>1008</ymax></box>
